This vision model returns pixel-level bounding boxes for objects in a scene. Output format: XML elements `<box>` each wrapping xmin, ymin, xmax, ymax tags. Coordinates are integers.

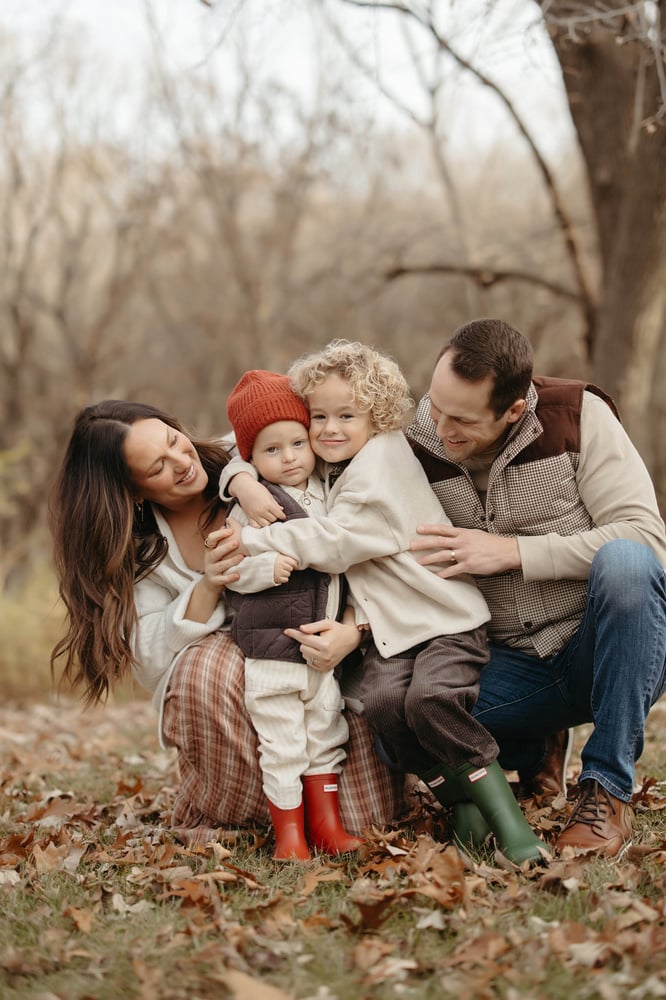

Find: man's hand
<box><xmin>410</xmin><ymin>523</ymin><xmax>522</xmax><ymax>577</ymax></box>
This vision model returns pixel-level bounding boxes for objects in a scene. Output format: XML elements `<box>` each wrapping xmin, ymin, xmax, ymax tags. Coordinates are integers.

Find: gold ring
<box><xmin>450</xmin><ymin>550</ymin><xmax>457</xmax><ymax>564</ymax></box>
<box><xmin>204</xmin><ymin>537</ymin><xmax>212</xmax><ymax>549</ymax></box>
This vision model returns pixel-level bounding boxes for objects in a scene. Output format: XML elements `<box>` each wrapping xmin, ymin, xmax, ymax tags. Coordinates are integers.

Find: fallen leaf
<box><xmin>224</xmin><ymin>967</ymin><xmax>296</xmax><ymax>999</ymax></box>
<box><xmin>65</xmin><ymin>906</ymin><xmax>94</xmax><ymax>933</ymax></box>
<box><xmin>31</xmin><ymin>841</ymin><xmax>71</xmax><ymax>874</ymax></box>
<box><xmin>351</xmin><ymin>938</ymin><xmax>395</xmax><ymax>971</ymax></box>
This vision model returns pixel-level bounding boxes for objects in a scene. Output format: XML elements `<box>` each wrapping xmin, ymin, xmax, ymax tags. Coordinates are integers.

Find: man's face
<box><xmin>427</xmin><ymin>352</ymin><xmax>525</xmax><ymax>463</ymax></box>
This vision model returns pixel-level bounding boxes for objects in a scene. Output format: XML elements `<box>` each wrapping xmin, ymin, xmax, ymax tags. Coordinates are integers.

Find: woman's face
<box><xmin>123</xmin><ymin>418</ymin><xmax>207</xmax><ymax>510</ymax></box>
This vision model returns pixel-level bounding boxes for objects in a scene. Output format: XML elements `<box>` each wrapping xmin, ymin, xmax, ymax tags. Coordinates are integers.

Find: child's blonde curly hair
<box><xmin>288</xmin><ymin>339</ymin><xmax>414</xmax><ymax>433</ymax></box>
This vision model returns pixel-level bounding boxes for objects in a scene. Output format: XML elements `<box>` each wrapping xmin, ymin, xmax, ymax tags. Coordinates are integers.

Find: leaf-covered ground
<box><xmin>1</xmin><ymin>698</ymin><xmax>665</xmax><ymax>999</ymax></box>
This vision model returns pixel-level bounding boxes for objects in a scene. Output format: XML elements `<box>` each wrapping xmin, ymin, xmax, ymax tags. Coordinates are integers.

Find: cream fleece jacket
<box><xmin>240</xmin><ymin>431</ymin><xmax>490</xmax><ymax>658</ymax></box>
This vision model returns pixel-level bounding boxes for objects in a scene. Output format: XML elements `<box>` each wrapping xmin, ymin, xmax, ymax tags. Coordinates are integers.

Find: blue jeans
<box><xmin>473</xmin><ymin>539</ymin><xmax>666</xmax><ymax>802</ymax></box>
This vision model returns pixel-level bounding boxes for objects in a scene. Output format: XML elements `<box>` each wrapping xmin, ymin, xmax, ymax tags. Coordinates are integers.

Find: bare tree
<box><xmin>539</xmin><ymin>0</ymin><xmax>666</xmax><ymax>468</ymax></box>
<box><xmin>140</xmin><ymin>16</ymin><xmax>407</xmax><ymax>432</ymax></box>
<box><xmin>315</xmin><ymin>0</ymin><xmax>666</xmax><ymax>475</ymax></box>
<box><xmin>0</xmin><ymin>31</ymin><xmax>162</xmax><ymax>587</ymax></box>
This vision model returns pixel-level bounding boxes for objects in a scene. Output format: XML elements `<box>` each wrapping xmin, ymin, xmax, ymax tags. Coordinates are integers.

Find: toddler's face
<box><xmin>251</xmin><ymin>420</ymin><xmax>315</xmax><ymax>490</ymax></box>
<box><xmin>307</xmin><ymin>374</ymin><xmax>374</xmax><ymax>464</ymax></box>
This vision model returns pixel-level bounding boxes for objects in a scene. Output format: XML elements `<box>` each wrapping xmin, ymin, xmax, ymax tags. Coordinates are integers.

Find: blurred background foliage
<box><xmin>0</xmin><ymin>0</ymin><xmax>664</xmax><ymax>698</ymax></box>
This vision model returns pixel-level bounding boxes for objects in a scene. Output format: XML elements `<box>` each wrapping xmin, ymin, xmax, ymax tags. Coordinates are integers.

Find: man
<box><xmin>407</xmin><ymin>318</ymin><xmax>666</xmax><ymax>857</ymax></box>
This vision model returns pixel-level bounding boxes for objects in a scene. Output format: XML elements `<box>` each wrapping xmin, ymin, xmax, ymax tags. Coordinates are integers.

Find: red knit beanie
<box><xmin>226</xmin><ymin>370</ymin><xmax>310</xmax><ymax>460</ymax></box>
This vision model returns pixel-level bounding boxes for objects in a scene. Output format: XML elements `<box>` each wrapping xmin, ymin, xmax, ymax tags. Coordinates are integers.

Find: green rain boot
<box><xmin>420</xmin><ymin>763</ymin><xmax>491</xmax><ymax>853</ymax></box>
<box><xmin>456</xmin><ymin>760</ymin><xmax>550</xmax><ymax>867</ymax></box>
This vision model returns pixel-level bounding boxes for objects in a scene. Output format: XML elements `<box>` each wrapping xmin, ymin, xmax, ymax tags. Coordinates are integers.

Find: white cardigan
<box><xmin>132</xmin><ymin>510</ymin><xmax>229</xmax><ymax>748</ymax></box>
<box><xmin>240</xmin><ymin>431</ymin><xmax>490</xmax><ymax>657</ymax></box>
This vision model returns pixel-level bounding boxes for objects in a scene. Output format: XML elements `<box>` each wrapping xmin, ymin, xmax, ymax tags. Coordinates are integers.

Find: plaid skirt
<box><xmin>162</xmin><ymin>631</ymin><xmax>406</xmax><ymax>841</ymax></box>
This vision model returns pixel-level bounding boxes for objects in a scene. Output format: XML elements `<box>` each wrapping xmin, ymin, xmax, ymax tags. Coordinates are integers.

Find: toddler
<box><xmin>225</xmin><ymin>369</ymin><xmax>363</xmax><ymax>861</ymax></box>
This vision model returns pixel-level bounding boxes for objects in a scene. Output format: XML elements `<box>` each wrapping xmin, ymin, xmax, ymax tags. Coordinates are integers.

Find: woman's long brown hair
<box><xmin>49</xmin><ymin>400</ymin><xmax>231</xmax><ymax>704</ymax></box>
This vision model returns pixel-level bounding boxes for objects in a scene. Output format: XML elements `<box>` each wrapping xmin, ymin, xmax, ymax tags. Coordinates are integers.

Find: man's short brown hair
<box><xmin>439</xmin><ymin>318</ymin><xmax>533</xmax><ymax>417</ymax></box>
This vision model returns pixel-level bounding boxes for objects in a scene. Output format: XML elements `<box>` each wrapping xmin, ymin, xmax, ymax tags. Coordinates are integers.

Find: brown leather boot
<box><xmin>518</xmin><ymin>728</ymin><xmax>573</xmax><ymax>801</ymax></box>
<box><xmin>555</xmin><ymin>779</ymin><xmax>633</xmax><ymax>858</ymax></box>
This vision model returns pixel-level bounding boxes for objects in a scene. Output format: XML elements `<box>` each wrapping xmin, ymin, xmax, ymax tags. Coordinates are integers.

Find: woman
<box><xmin>49</xmin><ymin>400</ymin><xmax>405</xmax><ymax>846</ymax></box>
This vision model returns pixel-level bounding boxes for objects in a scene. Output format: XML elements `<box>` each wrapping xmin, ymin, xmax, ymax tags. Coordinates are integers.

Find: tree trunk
<box><xmin>542</xmin><ymin>0</ymin><xmax>666</xmax><ymax>468</ymax></box>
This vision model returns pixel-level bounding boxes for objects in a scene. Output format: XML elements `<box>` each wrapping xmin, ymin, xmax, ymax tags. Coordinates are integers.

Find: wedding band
<box><xmin>449</xmin><ymin>550</ymin><xmax>457</xmax><ymax>564</ymax></box>
<box><xmin>204</xmin><ymin>537</ymin><xmax>212</xmax><ymax>549</ymax></box>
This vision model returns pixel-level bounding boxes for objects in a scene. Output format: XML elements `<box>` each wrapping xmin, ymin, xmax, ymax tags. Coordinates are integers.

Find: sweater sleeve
<box><xmin>240</xmin><ymin>441</ymin><xmax>407</xmax><ymax>573</ymax></box>
<box><xmin>227</xmin><ymin>552</ymin><xmax>280</xmax><ymax>594</ymax></box>
<box><xmin>518</xmin><ymin>392</ymin><xmax>666</xmax><ymax>580</ymax></box>
<box><xmin>241</xmin><ymin>502</ymin><xmax>401</xmax><ymax>574</ymax></box>
<box><xmin>224</xmin><ymin>507</ymin><xmax>280</xmax><ymax>594</ymax></box>
<box><xmin>131</xmin><ymin>573</ymin><xmax>227</xmax><ymax>697</ymax></box>
<box><xmin>219</xmin><ymin>455</ymin><xmax>257</xmax><ymax>501</ymax></box>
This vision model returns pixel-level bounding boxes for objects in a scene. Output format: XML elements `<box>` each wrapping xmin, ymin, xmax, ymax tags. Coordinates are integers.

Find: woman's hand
<box><xmin>284</xmin><ymin>618</ymin><xmax>363</xmax><ymax>672</ymax></box>
<box><xmin>189</xmin><ymin>527</ymin><xmax>242</xmax><ymax>623</ymax></box>
<box><xmin>202</xmin><ymin>526</ymin><xmax>244</xmax><ymax>592</ymax></box>
<box><xmin>230</xmin><ymin>473</ymin><xmax>286</xmax><ymax>527</ymax></box>
<box><xmin>410</xmin><ymin>524</ymin><xmax>521</xmax><ymax>577</ymax></box>
<box><xmin>224</xmin><ymin>517</ymin><xmax>247</xmax><ymax>555</ymax></box>
<box><xmin>184</xmin><ymin>526</ymin><xmax>243</xmax><ymax>623</ymax></box>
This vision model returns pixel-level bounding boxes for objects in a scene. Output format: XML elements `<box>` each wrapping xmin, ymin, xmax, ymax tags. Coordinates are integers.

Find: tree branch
<box><xmin>330</xmin><ymin>0</ymin><xmax>597</xmax><ymax>335</ymax></box>
<box><xmin>384</xmin><ymin>261</ymin><xmax>584</xmax><ymax>303</ymax></box>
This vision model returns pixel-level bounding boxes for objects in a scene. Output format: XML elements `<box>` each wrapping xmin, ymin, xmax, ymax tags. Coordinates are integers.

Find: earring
<box><xmin>135</xmin><ymin>500</ymin><xmax>144</xmax><ymax>523</ymax></box>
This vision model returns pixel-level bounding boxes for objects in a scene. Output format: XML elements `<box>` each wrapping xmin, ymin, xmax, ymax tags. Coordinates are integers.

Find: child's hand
<box><xmin>273</xmin><ymin>553</ymin><xmax>298</xmax><ymax>584</ymax></box>
<box><xmin>231</xmin><ymin>473</ymin><xmax>286</xmax><ymax>527</ymax></box>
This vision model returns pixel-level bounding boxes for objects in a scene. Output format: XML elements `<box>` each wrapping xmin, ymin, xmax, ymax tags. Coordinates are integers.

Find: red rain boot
<box><xmin>302</xmin><ymin>774</ymin><xmax>364</xmax><ymax>855</ymax></box>
<box><xmin>268</xmin><ymin>801</ymin><xmax>311</xmax><ymax>861</ymax></box>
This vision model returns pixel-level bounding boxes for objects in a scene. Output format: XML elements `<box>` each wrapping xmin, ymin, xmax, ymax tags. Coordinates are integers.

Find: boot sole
<box><xmin>556</xmin><ymin>836</ymin><xmax>633</xmax><ymax>860</ymax></box>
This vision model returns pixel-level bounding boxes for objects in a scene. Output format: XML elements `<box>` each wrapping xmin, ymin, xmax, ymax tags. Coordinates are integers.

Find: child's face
<box><xmin>251</xmin><ymin>420</ymin><xmax>315</xmax><ymax>490</ymax></box>
<box><xmin>307</xmin><ymin>374</ymin><xmax>375</xmax><ymax>463</ymax></box>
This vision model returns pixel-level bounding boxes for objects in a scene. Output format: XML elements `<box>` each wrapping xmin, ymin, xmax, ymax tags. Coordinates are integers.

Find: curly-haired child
<box><xmin>223</xmin><ymin>340</ymin><xmax>549</xmax><ymax>867</ymax></box>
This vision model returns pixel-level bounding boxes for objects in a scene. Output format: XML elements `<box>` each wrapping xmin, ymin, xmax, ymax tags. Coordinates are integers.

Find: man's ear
<box><xmin>506</xmin><ymin>398</ymin><xmax>526</xmax><ymax>424</ymax></box>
